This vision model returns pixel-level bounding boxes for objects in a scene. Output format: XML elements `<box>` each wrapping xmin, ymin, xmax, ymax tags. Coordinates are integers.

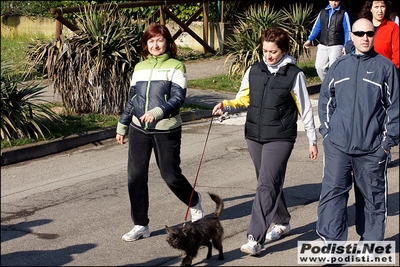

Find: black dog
<box><xmin>166</xmin><ymin>192</ymin><xmax>224</xmax><ymax>266</ymax></box>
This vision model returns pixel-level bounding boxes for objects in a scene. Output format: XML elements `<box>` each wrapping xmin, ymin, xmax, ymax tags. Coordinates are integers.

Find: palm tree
<box><xmin>281</xmin><ymin>3</ymin><xmax>316</xmax><ymax>60</ymax></box>
<box><xmin>224</xmin><ymin>3</ymin><xmax>284</xmax><ymax>77</ymax></box>
<box><xmin>224</xmin><ymin>3</ymin><xmax>316</xmax><ymax>78</ymax></box>
<box><xmin>29</xmin><ymin>4</ymin><xmax>144</xmax><ymax>115</ymax></box>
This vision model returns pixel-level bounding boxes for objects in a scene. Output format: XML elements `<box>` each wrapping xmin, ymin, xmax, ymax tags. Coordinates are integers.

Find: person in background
<box><xmin>359</xmin><ymin>0</ymin><xmax>399</xmax><ymax>69</ymax></box>
<box><xmin>317</xmin><ymin>18</ymin><xmax>399</xmax><ymax>243</ymax></box>
<box><xmin>213</xmin><ymin>27</ymin><xmax>318</xmax><ymax>256</ymax></box>
<box><xmin>303</xmin><ymin>0</ymin><xmax>351</xmax><ymax>81</ymax></box>
<box><xmin>116</xmin><ymin>23</ymin><xmax>203</xmax><ymax>242</ymax></box>
<box><xmin>345</xmin><ymin>1</ymin><xmax>399</xmax><ymax>71</ymax></box>
<box><xmin>391</xmin><ymin>11</ymin><xmax>399</xmax><ymax>25</ymax></box>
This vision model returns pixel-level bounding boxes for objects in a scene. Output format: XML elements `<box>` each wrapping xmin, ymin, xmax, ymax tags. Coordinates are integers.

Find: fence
<box><xmin>1</xmin><ymin>14</ymin><xmax>231</xmax><ymax>54</ymax></box>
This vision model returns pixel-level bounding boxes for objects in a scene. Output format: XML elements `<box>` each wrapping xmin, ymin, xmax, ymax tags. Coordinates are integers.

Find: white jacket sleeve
<box><xmin>291</xmin><ymin>72</ymin><xmax>317</xmax><ymax>145</ymax></box>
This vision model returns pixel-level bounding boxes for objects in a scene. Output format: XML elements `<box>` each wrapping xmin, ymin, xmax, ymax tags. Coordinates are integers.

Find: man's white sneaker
<box><xmin>190</xmin><ymin>192</ymin><xmax>204</xmax><ymax>222</ymax></box>
<box><xmin>122</xmin><ymin>225</ymin><xmax>150</xmax><ymax>241</ymax></box>
<box><xmin>240</xmin><ymin>235</ymin><xmax>261</xmax><ymax>256</ymax></box>
<box><xmin>265</xmin><ymin>223</ymin><xmax>291</xmax><ymax>241</ymax></box>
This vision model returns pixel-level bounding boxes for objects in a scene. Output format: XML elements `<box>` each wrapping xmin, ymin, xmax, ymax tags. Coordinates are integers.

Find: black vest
<box><xmin>319</xmin><ymin>8</ymin><xmax>346</xmax><ymax>46</ymax></box>
<box><xmin>245</xmin><ymin>61</ymin><xmax>301</xmax><ymax>143</ymax></box>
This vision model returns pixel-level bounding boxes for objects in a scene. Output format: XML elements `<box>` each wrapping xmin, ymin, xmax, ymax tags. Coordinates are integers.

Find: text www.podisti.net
<box><xmin>297</xmin><ymin>241</ymin><xmax>396</xmax><ymax>264</ymax></box>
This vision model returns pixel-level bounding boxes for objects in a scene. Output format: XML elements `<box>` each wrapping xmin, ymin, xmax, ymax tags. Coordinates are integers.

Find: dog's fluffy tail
<box><xmin>208</xmin><ymin>192</ymin><xmax>224</xmax><ymax>218</ymax></box>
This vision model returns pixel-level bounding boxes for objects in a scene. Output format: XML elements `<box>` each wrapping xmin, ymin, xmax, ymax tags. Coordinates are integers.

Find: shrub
<box><xmin>225</xmin><ymin>3</ymin><xmax>316</xmax><ymax>78</ymax></box>
<box><xmin>26</xmin><ymin>3</ymin><xmax>144</xmax><ymax>115</ymax></box>
<box><xmin>1</xmin><ymin>62</ymin><xmax>61</xmax><ymax>143</ymax></box>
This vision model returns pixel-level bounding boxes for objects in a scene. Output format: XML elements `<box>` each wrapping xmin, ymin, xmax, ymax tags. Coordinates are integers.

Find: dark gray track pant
<box><xmin>127</xmin><ymin>125</ymin><xmax>200</xmax><ymax>226</ymax></box>
<box><xmin>246</xmin><ymin>139</ymin><xmax>293</xmax><ymax>244</ymax></box>
<box><xmin>316</xmin><ymin>139</ymin><xmax>388</xmax><ymax>241</ymax></box>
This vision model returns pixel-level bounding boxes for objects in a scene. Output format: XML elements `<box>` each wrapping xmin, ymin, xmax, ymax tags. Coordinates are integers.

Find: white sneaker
<box><xmin>240</xmin><ymin>235</ymin><xmax>261</xmax><ymax>256</ymax></box>
<box><xmin>122</xmin><ymin>225</ymin><xmax>150</xmax><ymax>241</ymax></box>
<box><xmin>190</xmin><ymin>192</ymin><xmax>204</xmax><ymax>222</ymax></box>
<box><xmin>265</xmin><ymin>223</ymin><xmax>291</xmax><ymax>241</ymax></box>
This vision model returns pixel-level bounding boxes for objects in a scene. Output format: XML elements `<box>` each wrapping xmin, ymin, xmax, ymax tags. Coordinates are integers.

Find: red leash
<box><xmin>184</xmin><ymin>115</ymin><xmax>214</xmax><ymax>223</ymax></box>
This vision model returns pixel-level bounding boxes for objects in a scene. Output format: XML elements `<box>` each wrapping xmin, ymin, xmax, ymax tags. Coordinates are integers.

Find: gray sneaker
<box><xmin>190</xmin><ymin>192</ymin><xmax>204</xmax><ymax>222</ymax></box>
<box><xmin>122</xmin><ymin>225</ymin><xmax>150</xmax><ymax>242</ymax></box>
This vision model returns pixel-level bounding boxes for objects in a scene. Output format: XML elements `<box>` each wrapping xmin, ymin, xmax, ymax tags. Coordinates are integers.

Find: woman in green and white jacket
<box><xmin>116</xmin><ymin>23</ymin><xmax>203</xmax><ymax>242</ymax></box>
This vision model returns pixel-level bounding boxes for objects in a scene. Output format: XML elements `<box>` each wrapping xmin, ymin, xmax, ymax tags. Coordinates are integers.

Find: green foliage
<box><xmin>1</xmin><ymin>34</ymin><xmax>53</xmax><ymax>77</ymax></box>
<box><xmin>43</xmin><ymin>3</ymin><xmax>144</xmax><ymax>115</ymax></box>
<box><xmin>225</xmin><ymin>3</ymin><xmax>316</xmax><ymax>78</ymax></box>
<box><xmin>297</xmin><ymin>60</ymin><xmax>321</xmax><ymax>84</ymax></box>
<box><xmin>170</xmin><ymin>3</ymin><xmax>202</xmax><ymax>21</ymax></box>
<box><xmin>1</xmin><ymin>1</ymin><xmax>63</xmax><ymax>18</ymax></box>
<box><xmin>224</xmin><ymin>3</ymin><xmax>284</xmax><ymax>77</ymax></box>
<box><xmin>1</xmin><ymin>1</ymin><xmax>250</xmax><ymax>24</ymax></box>
<box><xmin>188</xmin><ymin>74</ymin><xmax>241</xmax><ymax>93</ymax></box>
<box><xmin>1</xmin><ymin>108</ymin><xmax>119</xmax><ymax>149</ymax></box>
<box><xmin>281</xmin><ymin>3</ymin><xmax>316</xmax><ymax>60</ymax></box>
<box><xmin>1</xmin><ymin>62</ymin><xmax>62</xmax><ymax>143</ymax></box>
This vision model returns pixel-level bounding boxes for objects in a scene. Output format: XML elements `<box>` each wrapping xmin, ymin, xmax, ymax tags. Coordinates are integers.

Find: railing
<box><xmin>49</xmin><ymin>0</ymin><xmax>217</xmax><ymax>53</ymax></box>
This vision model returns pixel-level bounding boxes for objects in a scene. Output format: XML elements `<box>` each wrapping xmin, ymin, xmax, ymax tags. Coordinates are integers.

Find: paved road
<box><xmin>1</xmin><ymin>112</ymin><xmax>399</xmax><ymax>266</ymax></box>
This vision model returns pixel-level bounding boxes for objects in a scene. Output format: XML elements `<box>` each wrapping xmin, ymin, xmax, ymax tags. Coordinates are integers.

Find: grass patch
<box><xmin>188</xmin><ymin>74</ymin><xmax>241</xmax><ymax>93</ymax></box>
<box><xmin>1</xmin><ymin>34</ymin><xmax>53</xmax><ymax>72</ymax></box>
<box><xmin>1</xmin><ymin>111</ymin><xmax>120</xmax><ymax>149</ymax></box>
<box><xmin>176</xmin><ymin>46</ymin><xmax>217</xmax><ymax>62</ymax></box>
<box><xmin>187</xmin><ymin>60</ymin><xmax>321</xmax><ymax>93</ymax></box>
<box><xmin>298</xmin><ymin>60</ymin><xmax>322</xmax><ymax>84</ymax></box>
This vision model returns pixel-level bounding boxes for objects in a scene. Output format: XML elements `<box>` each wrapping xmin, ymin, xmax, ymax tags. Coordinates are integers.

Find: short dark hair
<box><xmin>260</xmin><ymin>27</ymin><xmax>290</xmax><ymax>54</ymax></box>
<box><xmin>141</xmin><ymin>23</ymin><xmax>177</xmax><ymax>58</ymax></box>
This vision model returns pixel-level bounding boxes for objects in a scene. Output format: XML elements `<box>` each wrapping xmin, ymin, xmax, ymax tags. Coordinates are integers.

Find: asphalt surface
<box><xmin>1</xmin><ymin>54</ymin><xmax>399</xmax><ymax>266</ymax></box>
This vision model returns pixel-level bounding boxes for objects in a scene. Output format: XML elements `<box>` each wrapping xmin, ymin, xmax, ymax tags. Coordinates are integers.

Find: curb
<box><xmin>1</xmin><ymin>127</ymin><xmax>116</xmax><ymax>166</ymax></box>
<box><xmin>1</xmin><ymin>85</ymin><xmax>320</xmax><ymax>166</ymax></box>
<box><xmin>0</xmin><ymin>110</ymin><xmax>213</xmax><ymax>166</ymax></box>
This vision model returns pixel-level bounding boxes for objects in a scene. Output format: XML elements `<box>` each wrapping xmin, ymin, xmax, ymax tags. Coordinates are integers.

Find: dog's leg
<box><xmin>181</xmin><ymin>255</ymin><xmax>193</xmax><ymax>267</ymax></box>
<box><xmin>206</xmin><ymin>241</ymin><xmax>212</xmax><ymax>259</ymax></box>
<box><xmin>212</xmin><ymin>238</ymin><xmax>224</xmax><ymax>260</ymax></box>
<box><xmin>182</xmin><ymin>247</ymin><xmax>199</xmax><ymax>267</ymax></box>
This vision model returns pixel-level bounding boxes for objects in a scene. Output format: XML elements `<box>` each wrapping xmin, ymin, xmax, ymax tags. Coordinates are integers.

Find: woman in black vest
<box><xmin>213</xmin><ymin>27</ymin><xmax>319</xmax><ymax>256</ymax></box>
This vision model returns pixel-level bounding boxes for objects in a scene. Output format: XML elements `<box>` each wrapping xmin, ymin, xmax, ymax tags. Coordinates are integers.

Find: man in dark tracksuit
<box><xmin>317</xmin><ymin>18</ymin><xmax>399</xmax><ymax>242</ymax></box>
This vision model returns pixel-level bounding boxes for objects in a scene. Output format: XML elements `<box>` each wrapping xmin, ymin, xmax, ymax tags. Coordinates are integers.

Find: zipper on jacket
<box><xmin>350</xmin><ymin>57</ymin><xmax>361</xmax><ymax>145</ymax></box>
<box><xmin>144</xmin><ymin>57</ymin><xmax>158</xmax><ymax>130</ymax></box>
<box><xmin>259</xmin><ymin>73</ymin><xmax>272</xmax><ymax>138</ymax></box>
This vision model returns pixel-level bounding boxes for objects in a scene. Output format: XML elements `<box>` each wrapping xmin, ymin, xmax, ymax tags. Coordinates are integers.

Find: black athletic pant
<box><xmin>316</xmin><ymin>139</ymin><xmax>388</xmax><ymax>241</ymax></box>
<box><xmin>127</xmin><ymin>125</ymin><xmax>199</xmax><ymax>226</ymax></box>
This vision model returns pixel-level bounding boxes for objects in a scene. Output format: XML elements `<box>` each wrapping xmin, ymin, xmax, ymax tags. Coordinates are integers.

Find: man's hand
<box><xmin>309</xmin><ymin>144</ymin><xmax>318</xmax><ymax>160</ymax></box>
<box><xmin>303</xmin><ymin>40</ymin><xmax>311</xmax><ymax>49</ymax></box>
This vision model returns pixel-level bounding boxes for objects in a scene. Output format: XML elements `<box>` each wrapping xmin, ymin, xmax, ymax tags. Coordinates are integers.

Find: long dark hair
<box><xmin>140</xmin><ymin>23</ymin><xmax>177</xmax><ymax>58</ymax></box>
<box><xmin>359</xmin><ymin>0</ymin><xmax>393</xmax><ymax>21</ymax></box>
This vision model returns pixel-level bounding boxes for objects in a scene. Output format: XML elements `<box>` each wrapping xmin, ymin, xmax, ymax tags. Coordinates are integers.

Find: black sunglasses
<box><xmin>352</xmin><ymin>31</ymin><xmax>375</xmax><ymax>37</ymax></box>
